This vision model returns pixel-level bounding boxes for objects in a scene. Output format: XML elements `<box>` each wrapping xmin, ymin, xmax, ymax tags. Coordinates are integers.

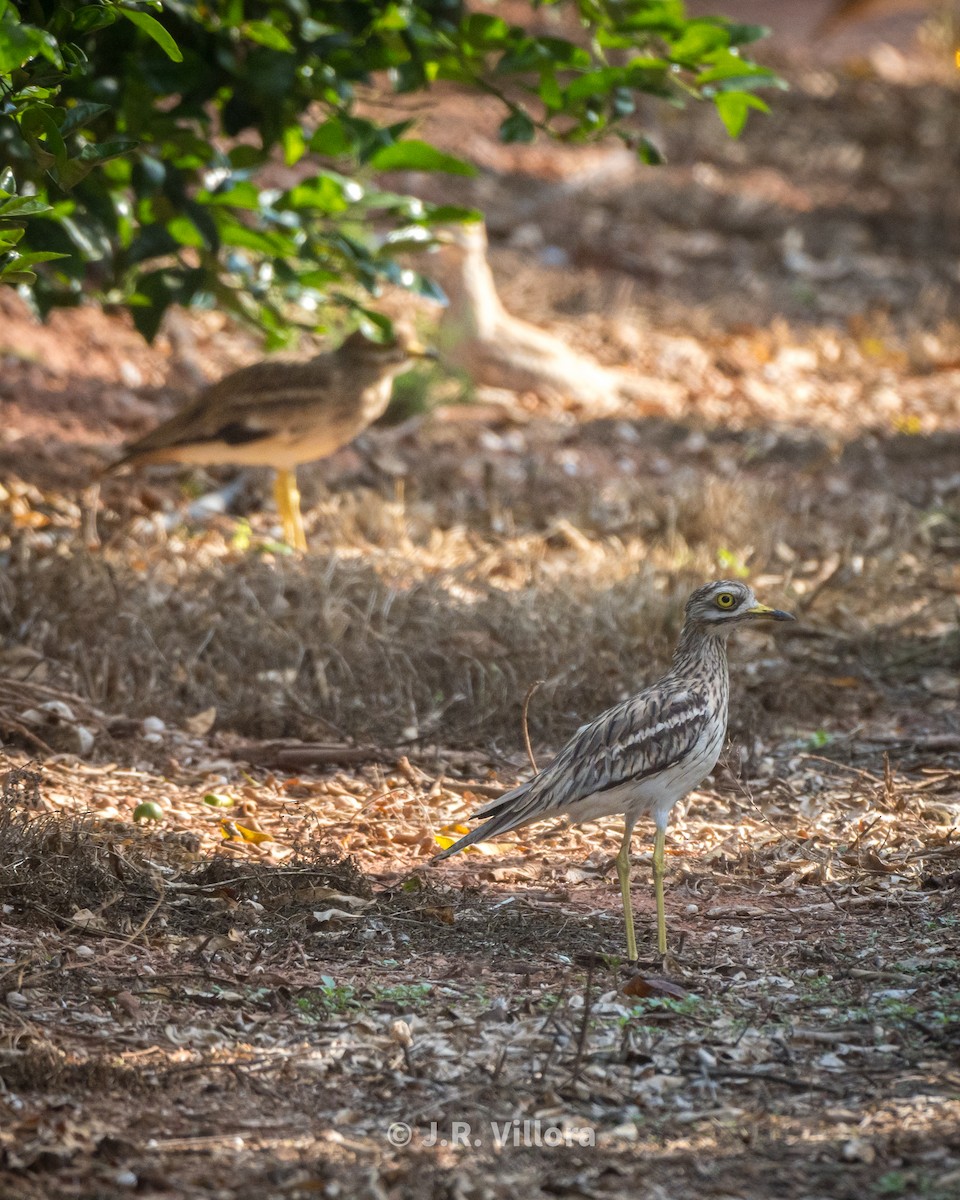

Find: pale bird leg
<box><xmin>286</xmin><ymin>470</ymin><xmax>307</xmax><ymax>552</ymax></box>
<box><xmin>272</xmin><ymin>470</ymin><xmax>293</xmax><ymax>547</ymax></box>
<box><xmin>616</xmin><ymin>818</ymin><xmax>638</xmax><ymax>962</ymax></box>
<box><xmin>274</xmin><ymin>468</ymin><xmax>307</xmax><ymax>551</ymax></box>
<box><xmin>653</xmin><ymin>823</ymin><xmax>667</xmax><ymax>956</ymax></box>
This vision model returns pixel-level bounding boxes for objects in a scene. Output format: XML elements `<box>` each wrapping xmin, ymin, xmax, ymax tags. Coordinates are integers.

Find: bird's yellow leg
<box><xmin>286</xmin><ymin>470</ymin><xmax>307</xmax><ymax>552</ymax></box>
<box><xmin>653</xmin><ymin>823</ymin><xmax>667</xmax><ymax>956</ymax></box>
<box><xmin>274</xmin><ymin>469</ymin><xmax>306</xmax><ymax>551</ymax></box>
<box><xmin>273</xmin><ymin>471</ymin><xmax>291</xmax><ymax>541</ymax></box>
<box><xmin>616</xmin><ymin>820</ymin><xmax>638</xmax><ymax>963</ymax></box>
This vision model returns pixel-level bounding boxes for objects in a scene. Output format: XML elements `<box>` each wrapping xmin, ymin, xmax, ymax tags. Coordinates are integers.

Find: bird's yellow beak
<box><xmin>746</xmin><ymin>603</ymin><xmax>796</xmax><ymax>622</ymax></box>
<box><xmin>407</xmin><ymin>341</ymin><xmax>438</xmax><ymax>360</ymax></box>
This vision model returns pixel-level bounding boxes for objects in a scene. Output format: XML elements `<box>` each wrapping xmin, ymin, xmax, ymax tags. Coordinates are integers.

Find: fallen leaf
<box><xmin>185</xmin><ymin>706</ymin><xmax>217</xmax><ymax>735</ymax></box>
<box><xmin>622</xmin><ymin>975</ymin><xmax>689</xmax><ymax>1000</ymax></box>
<box><xmin>114</xmin><ymin>991</ymin><xmax>141</xmax><ymax>1019</ymax></box>
<box><xmin>841</xmin><ymin>849</ymin><xmax>898</xmax><ymax>873</ymax></box>
<box><xmin>423</xmin><ymin>905</ymin><xmax>456</xmax><ymax>925</ymax></box>
<box><xmin>434</xmin><ymin>829</ymin><xmax>514</xmax><ymax>856</ymax></box>
<box><xmin>220</xmin><ymin>820</ymin><xmax>272</xmax><ymax>845</ymax></box>
<box><xmin>71</xmin><ymin>907</ymin><xmax>107</xmax><ymax>930</ymax></box>
<box><xmin>292</xmin><ymin>887</ymin><xmax>371</xmax><ymax>909</ymax></box>
<box><xmin>311</xmin><ymin>908</ymin><xmax>366</xmax><ymax>925</ymax></box>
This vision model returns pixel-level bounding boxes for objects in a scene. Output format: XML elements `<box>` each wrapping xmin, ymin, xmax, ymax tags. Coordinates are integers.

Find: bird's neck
<box><xmin>671</xmin><ymin>622</ymin><xmax>730</xmax><ymax>688</ymax></box>
<box><xmin>436</xmin><ymin>246</ymin><xmax>505</xmax><ymax>338</ymax></box>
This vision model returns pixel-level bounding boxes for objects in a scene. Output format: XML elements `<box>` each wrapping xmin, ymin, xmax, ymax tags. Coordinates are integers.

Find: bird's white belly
<box><xmin>562</xmin><ymin>721</ymin><xmax>726</xmax><ymax>829</ymax></box>
<box><xmin>154</xmin><ymin>423</ymin><xmax>359</xmax><ymax>470</ymax></box>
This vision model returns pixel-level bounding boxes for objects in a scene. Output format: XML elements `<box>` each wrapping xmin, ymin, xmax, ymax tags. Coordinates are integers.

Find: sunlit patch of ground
<box><xmin>0</xmin><ymin>749</ymin><xmax>958</xmax><ymax>1199</ymax></box>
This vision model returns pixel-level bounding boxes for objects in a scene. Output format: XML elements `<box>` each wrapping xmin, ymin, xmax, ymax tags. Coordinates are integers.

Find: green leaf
<box><xmin>539</xmin><ymin>68</ymin><xmax>563</xmax><ymax>111</ymax></box>
<box><xmin>283</xmin><ymin>176</ymin><xmax>352</xmax><ymax>213</ymax></box>
<box><xmin>19</xmin><ymin>106</ymin><xmax>66</xmax><ymax>169</ymax></box>
<box><xmin>120</xmin><ymin>10</ymin><xmax>183</xmax><ymax>63</ymax></box>
<box><xmin>166</xmin><ymin>215</ymin><xmax>207</xmax><ymax>249</ymax></box>
<box><xmin>76</xmin><ymin>139</ymin><xmax>140</xmax><ymax>164</ymax></box>
<box><xmin>418</xmin><ymin>204</ymin><xmax>482</xmax><ymax>225</ymax></box>
<box><xmin>282</xmin><ymin>124</ymin><xmax>306</xmax><ymax>167</ymax></box>
<box><xmin>0</xmin><ymin>195</ymin><xmax>51</xmax><ymax>217</ymax></box>
<box><xmin>309</xmin><ymin>120</ymin><xmax>352</xmax><ymax>157</ymax></box>
<box><xmin>73</xmin><ymin>6</ymin><xmax>120</xmax><ymax>35</ymax></box>
<box><xmin>54</xmin><ymin>139</ymin><xmax>139</xmax><ymax>189</ymax></box>
<box><xmin>7</xmin><ymin>250</ymin><xmax>67</xmax><ymax>267</ymax></box>
<box><xmin>241</xmin><ymin>20</ymin><xmax>294</xmax><ymax>52</ymax></box>
<box><xmin>723</xmin><ymin>23</ymin><xmax>770</xmax><ymax>48</ymax></box>
<box><xmin>636</xmin><ymin>137</ymin><xmax>665</xmax><ymax>165</ymax></box>
<box><xmin>564</xmin><ymin>67</ymin><xmax>625</xmax><ymax>103</ymax></box>
<box><xmin>216</xmin><ymin>219</ymin><xmax>297</xmax><ymax>256</ymax></box>
<box><xmin>714</xmin><ymin>91</ymin><xmax>769</xmax><ymax>137</ymax></box>
<box><xmin>197</xmin><ymin>180</ymin><xmax>262</xmax><ymax>209</ymax></box>
<box><xmin>229</xmin><ymin>145</ymin><xmax>266</xmax><ymax>170</ymax></box>
<box><xmin>0</xmin><ymin>22</ymin><xmax>61</xmax><ymax>73</ymax></box>
<box><xmin>60</xmin><ymin>101</ymin><xmax>112</xmax><ymax>137</ymax></box>
<box><xmin>370</xmin><ymin>140</ymin><xmax>477</xmax><ymax>177</ymax></box>
<box><xmin>499</xmin><ymin>111</ymin><xmax>535</xmax><ymax>144</ymax></box>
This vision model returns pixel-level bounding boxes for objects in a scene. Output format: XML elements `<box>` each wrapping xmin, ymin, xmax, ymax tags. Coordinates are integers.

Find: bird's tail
<box><xmin>433</xmin><ymin>779</ymin><xmax>534</xmax><ymax>861</ymax></box>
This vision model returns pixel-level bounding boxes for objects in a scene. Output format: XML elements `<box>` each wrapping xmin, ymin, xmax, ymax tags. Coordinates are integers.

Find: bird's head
<box><xmin>683</xmin><ymin>580</ymin><xmax>795</xmax><ymax>634</ymax></box>
<box><xmin>339</xmin><ymin>323</ymin><xmax>437</xmax><ymax>370</ymax></box>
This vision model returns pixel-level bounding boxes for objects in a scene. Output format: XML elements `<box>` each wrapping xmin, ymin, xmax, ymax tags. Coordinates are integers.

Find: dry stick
<box><xmin>521</xmin><ymin>679</ymin><xmax>545</xmax><ymax>776</ymax></box>
<box><xmin>0</xmin><ymin>715</ymin><xmax>55</xmax><ymax>755</ymax></box>
<box><xmin>110</xmin><ymin>889</ymin><xmax>166</xmax><ymax>955</ymax></box>
<box><xmin>701</xmin><ymin>1066</ymin><xmax>844</xmax><ymax>1095</ymax></box>
<box><xmin>797</xmin><ymin>753</ymin><xmax>885</xmax><ymax>784</ymax></box>
<box><xmin>566</xmin><ymin>965</ymin><xmax>594</xmax><ymax>1084</ymax></box>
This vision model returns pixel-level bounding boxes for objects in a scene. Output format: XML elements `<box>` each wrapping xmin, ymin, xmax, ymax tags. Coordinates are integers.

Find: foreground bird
<box><xmin>109</xmin><ymin>326</ymin><xmax>432</xmax><ymax>550</ymax></box>
<box><xmin>436</xmin><ymin>580</ymin><xmax>795</xmax><ymax>960</ymax></box>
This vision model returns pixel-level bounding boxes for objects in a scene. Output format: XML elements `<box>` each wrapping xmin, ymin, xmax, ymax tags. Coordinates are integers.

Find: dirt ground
<box><xmin>1</xmin><ymin>9</ymin><xmax>959</xmax><ymax>1200</ymax></box>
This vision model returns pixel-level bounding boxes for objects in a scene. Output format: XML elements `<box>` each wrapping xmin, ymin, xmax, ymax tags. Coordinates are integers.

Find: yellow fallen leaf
<box><xmin>433</xmin><ymin>830</ymin><xmax>516</xmax><ymax>856</ymax></box>
<box><xmin>220</xmin><ymin>820</ymin><xmax>272</xmax><ymax>844</ymax></box>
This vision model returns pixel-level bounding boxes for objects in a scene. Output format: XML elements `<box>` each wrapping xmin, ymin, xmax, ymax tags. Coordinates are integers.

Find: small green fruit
<box><xmin>133</xmin><ymin>801</ymin><xmax>164</xmax><ymax>823</ymax></box>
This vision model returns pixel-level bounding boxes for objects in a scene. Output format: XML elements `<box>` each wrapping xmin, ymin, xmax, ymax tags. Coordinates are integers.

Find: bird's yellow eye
<box><xmin>715</xmin><ymin>592</ymin><xmax>736</xmax><ymax>610</ymax></box>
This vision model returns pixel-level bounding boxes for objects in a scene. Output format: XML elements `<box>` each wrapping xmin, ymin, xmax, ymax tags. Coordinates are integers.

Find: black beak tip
<box><xmin>772</xmin><ymin>609</ymin><xmax>796</xmax><ymax>622</ymax></box>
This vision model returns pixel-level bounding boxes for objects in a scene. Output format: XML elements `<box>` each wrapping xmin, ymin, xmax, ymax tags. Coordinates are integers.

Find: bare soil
<box><xmin>1</xmin><ymin>13</ymin><xmax>959</xmax><ymax>1200</ymax></box>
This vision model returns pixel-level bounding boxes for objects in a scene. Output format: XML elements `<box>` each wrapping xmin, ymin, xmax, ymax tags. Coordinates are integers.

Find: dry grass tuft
<box><xmin>184</xmin><ymin>843</ymin><xmax>371</xmax><ymax>908</ymax></box>
<box><xmin>0</xmin><ymin>768</ymin><xmax>162</xmax><ymax>924</ymax></box>
<box><xmin>0</xmin><ymin>535</ymin><xmax>692</xmax><ymax>749</ymax></box>
<box><xmin>0</xmin><ymin>423</ymin><xmax>953</xmax><ymax>761</ymax></box>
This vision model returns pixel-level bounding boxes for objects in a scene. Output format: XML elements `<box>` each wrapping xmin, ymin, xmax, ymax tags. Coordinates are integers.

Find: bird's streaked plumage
<box><xmin>109</xmin><ymin>327</ymin><xmax>431</xmax><ymax>549</ymax></box>
<box><xmin>436</xmin><ymin>580</ymin><xmax>795</xmax><ymax>959</ymax></box>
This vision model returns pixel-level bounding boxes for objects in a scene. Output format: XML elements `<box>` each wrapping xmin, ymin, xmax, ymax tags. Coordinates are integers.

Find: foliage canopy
<box><xmin>0</xmin><ymin>1</ymin><xmax>778</xmax><ymax>344</ymax></box>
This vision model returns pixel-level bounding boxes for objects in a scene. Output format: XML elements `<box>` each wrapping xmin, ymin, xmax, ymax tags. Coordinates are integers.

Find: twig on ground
<box><xmin>230</xmin><ymin>741</ymin><xmax>392</xmax><ymax>768</ymax></box>
<box><xmin>702</xmin><ymin>1067</ymin><xmax>845</xmax><ymax>1095</ymax></box>
<box><xmin>566</xmin><ymin>965</ymin><xmax>594</xmax><ymax>1084</ymax></box>
<box><xmin>521</xmin><ymin>679</ymin><xmax>544</xmax><ymax>776</ymax></box>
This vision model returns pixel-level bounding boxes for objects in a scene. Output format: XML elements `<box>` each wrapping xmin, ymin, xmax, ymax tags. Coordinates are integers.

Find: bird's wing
<box><xmin>116</xmin><ymin>358</ymin><xmax>341</xmax><ymax>462</ymax></box>
<box><xmin>435</xmin><ymin>680</ymin><xmax>711</xmax><ymax>858</ymax></box>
